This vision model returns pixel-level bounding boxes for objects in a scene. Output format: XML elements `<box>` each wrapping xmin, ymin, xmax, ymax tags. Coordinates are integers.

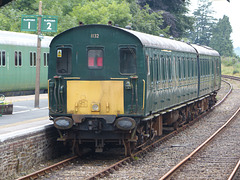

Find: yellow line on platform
<box><xmin>0</xmin><ymin>116</ymin><xmax>49</xmax><ymax>129</ymax></box>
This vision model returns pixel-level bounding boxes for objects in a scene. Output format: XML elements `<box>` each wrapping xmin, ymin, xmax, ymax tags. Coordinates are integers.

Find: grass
<box><xmin>221</xmin><ymin>56</ymin><xmax>240</xmax><ymax>77</ymax></box>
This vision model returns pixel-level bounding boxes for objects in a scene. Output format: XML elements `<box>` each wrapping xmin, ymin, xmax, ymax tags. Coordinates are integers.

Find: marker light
<box><xmin>92</xmin><ymin>103</ymin><xmax>100</xmax><ymax>112</ymax></box>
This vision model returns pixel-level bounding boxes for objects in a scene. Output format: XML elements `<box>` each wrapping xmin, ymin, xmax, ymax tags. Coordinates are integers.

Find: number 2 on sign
<box><xmin>47</xmin><ymin>22</ymin><xmax>52</xmax><ymax>30</ymax></box>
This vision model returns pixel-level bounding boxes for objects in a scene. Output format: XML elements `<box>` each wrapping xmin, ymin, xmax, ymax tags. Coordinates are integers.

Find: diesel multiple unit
<box><xmin>48</xmin><ymin>25</ymin><xmax>221</xmax><ymax>155</ymax></box>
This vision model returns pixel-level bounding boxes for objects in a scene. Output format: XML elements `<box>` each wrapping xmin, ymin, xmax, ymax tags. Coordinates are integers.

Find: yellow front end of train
<box><xmin>67</xmin><ymin>80</ymin><xmax>124</xmax><ymax>115</ymax></box>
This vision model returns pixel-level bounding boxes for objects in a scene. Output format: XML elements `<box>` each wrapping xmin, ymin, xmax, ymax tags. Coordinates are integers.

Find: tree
<box><xmin>70</xmin><ymin>0</ymin><xmax>132</xmax><ymax>27</ymax></box>
<box><xmin>0</xmin><ymin>0</ymin><xmax>170</xmax><ymax>37</ymax></box>
<box><xmin>188</xmin><ymin>0</ymin><xmax>216</xmax><ymax>46</ymax></box>
<box><xmin>137</xmin><ymin>0</ymin><xmax>194</xmax><ymax>38</ymax></box>
<box><xmin>209</xmin><ymin>15</ymin><xmax>234</xmax><ymax>56</ymax></box>
<box><xmin>129</xmin><ymin>3</ymin><xmax>168</xmax><ymax>36</ymax></box>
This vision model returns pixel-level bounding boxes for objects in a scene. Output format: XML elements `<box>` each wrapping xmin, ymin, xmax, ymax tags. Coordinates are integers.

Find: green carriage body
<box><xmin>0</xmin><ymin>31</ymin><xmax>52</xmax><ymax>93</ymax></box>
<box><xmin>49</xmin><ymin>25</ymin><xmax>221</xmax><ymax>117</ymax></box>
<box><xmin>48</xmin><ymin>25</ymin><xmax>221</xmax><ymax>154</ymax></box>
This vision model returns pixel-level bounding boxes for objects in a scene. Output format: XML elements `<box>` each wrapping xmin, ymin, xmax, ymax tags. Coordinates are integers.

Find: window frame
<box><xmin>56</xmin><ymin>45</ymin><xmax>72</xmax><ymax>75</ymax></box>
<box><xmin>30</xmin><ymin>51</ymin><xmax>37</xmax><ymax>67</ymax></box>
<box><xmin>119</xmin><ymin>46</ymin><xmax>137</xmax><ymax>75</ymax></box>
<box><xmin>0</xmin><ymin>50</ymin><xmax>6</xmax><ymax>67</ymax></box>
<box><xmin>87</xmin><ymin>47</ymin><xmax>104</xmax><ymax>70</ymax></box>
<box><xmin>15</xmin><ymin>51</ymin><xmax>22</xmax><ymax>67</ymax></box>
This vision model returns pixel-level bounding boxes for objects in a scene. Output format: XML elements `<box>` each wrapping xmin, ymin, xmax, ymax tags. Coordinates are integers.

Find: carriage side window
<box><xmin>2</xmin><ymin>51</ymin><xmax>5</xmax><ymax>66</ymax></box>
<box><xmin>146</xmin><ymin>56</ymin><xmax>150</xmax><ymax>75</ymax></box>
<box><xmin>15</xmin><ymin>51</ymin><xmax>22</xmax><ymax>67</ymax></box>
<box><xmin>19</xmin><ymin>52</ymin><xmax>22</xmax><ymax>66</ymax></box>
<box><xmin>120</xmin><ymin>48</ymin><xmax>136</xmax><ymax>74</ymax></box>
<box><xmin>178</xmin><ymin>57</ymin><xmax>181</xmax><ymax>80</ymax></box>
<box><xmin>168</xmin><ymin>56</ymin><xmax>172</xmax><ymax>80</ymax></box>
<box><xmin>161</xmin><ymin>56</ymin><xmax>166</xmax><ymax>81</ymax></box>
<box><xmin>155</xmin><ymin>55</ymin><xmax>159</xmax><ymax>82</ymax></box>
<box><xmin>15</xmin><ymin>51</ymin><xmax>18</xmax><ymax>66</ymax></box>
<box><xmin>56</xmin><ymin>47</ymin><xmax>72</xmax><ymax>74</ymax></box>
<box><xmin>88</xmin><ymin>49</ymin><xmax>103</xmax><ymax>69</ymax></box>
<box><xmin>188</xmin><ymin>58</ymin><xmax>191</xmax><ymax>78</ymax></box>
<box><xmin>44</xmin><ymin>52</ymin><xmax>49</xmax><ymax>67</ymax></box>
<box><xmin>30</xmin><ymin>52</ymin><xmax>36</xmax><ymax>67</ymax></box>
<box><xmin>0</xmin><ymin>51</ymin><xmax>4</xmax><ymax>66</ymax></box>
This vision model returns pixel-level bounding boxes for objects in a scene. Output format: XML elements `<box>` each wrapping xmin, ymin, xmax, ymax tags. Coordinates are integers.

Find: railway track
<box><xmin>160</xmin><ymin>105</ymin><xmax>240</xmax><ymax>179</ymax></box>
<box><xmin>159</xmin><ymin>75</ymin><xmax>240</xmax><ymax>179</ymax></box>
<box><xmin>16</xmin><ymin>76</ymin><xmax>233</xmax><ymax>180</ymax></box>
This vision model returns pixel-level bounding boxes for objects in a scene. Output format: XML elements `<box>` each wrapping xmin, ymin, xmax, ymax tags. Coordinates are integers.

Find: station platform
<box><xmin>0</xmin><ymin>94</ymin><xmax>53</xmax><ymax>142</ymax></box>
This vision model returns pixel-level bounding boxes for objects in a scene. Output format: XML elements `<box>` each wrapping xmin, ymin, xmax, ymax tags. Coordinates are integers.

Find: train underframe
<box><xmin>54</xmin><ymin>93</ymin><xmax>217</xmax><ymax>156</ymax></box>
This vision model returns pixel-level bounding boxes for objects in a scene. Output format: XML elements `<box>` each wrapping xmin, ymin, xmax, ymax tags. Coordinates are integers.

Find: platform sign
<box><xmin>41</xmin><ymin>16</ymin><xmax>58</xmax><ymax>32</ymax></box>
<box><xmin>21</xmin><ymin>15</ymin><xmax>37</xmax><ymax>31</ymax></box>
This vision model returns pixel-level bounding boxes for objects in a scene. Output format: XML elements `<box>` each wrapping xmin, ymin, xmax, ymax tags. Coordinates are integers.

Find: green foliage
<box><xmin>209</xmin><ymin>15</ymin><xmax>234</xmax><ymax>57</ymax></box>
<box><xmin>233</xmin><ymin>69</ymin><xmax>239</xmax><ymax>75</ymax></box>
<box><xmin>221</xmin><ymin>57</ymin><xmax>236</xmax><ymax>67</ymax></box>
<box><xmin>188</xmin><ymin>0</ymin><xmax>216</xmax><ymax>46</ymax></box>
<box><xmin>221</xmin><ymin>56</ymin><xmax>240</xmax><ymax>76</ymax></box>
<box><xmin>130</xmin><ymin>3</ymin><xmax>168</xmax><ymax>36</ymax></box>
<box><xmin>0</xmin><ymin>0</ymin><xmax>171</xmax><ymax>37</ymax></box>
<box><xmin>0</xmin><ymin>5</ymin><xmax>22</xmax><ymax>31</ymax></box>
<box><xmin>70</xmin><ymin>0</ymin><xmax>131</xmax><ymax>27</ymax></box>
<box><xmin>138</xmin><ymin>0</ymin><xmax>194</xmax><ymax>38</ymax></box>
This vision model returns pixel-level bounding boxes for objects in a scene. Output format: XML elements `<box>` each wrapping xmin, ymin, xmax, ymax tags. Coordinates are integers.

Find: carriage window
<box><xmin>168</xmin><ymin>56</ymin><xmax>172</xmax><ymax>80</ymax></box>
<box><xmin>56</xmin><ymin>47</ymin><xmax>72</xmax><ymax>74</ymax></box>
<box><xmin>120</xmin><ymin>48</ymin><xmax>136</xmax><ymax>74</ymax></box>
<box><xmin>0</xmin><ymin>51</ymin><xmax>4</xmax><ymax>66</ymax></box>
<box><xmin>2</xmin><ymin>51</ymin><xmax>5</xmax><ymax>66</ymax></box>
<box><xmin>15</xmin><ymin>51</ymin><xmax>22</xmax><ymax>67</ymax></box>
<box><xmin>88</xmin><ymin>49</ymin><xmax>103</xmax><ymax>69</ymax></box>
<box><xmin>44</xmin><ymin>52</ymin><xmax>49</xmax><ymax>66</ymax></box>
<box><xmin>30</xmin><ymin>52</ymin><xmax>36</xmax><ymax>66</ymax></box>
<box><xmin>19</xmin><ymin>52</ymin><xmax>22</xmax><ymax>66</ymax></box>
<box><xmin>15</xmin><ymin>51</ymin><xmax>18</xmax><ymax>66</ymax></box>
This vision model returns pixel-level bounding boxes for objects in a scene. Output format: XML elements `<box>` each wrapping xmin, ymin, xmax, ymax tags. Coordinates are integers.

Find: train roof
<box><xmin>52</xmin><ymin>24</ymin><xmax>220</xmax><ymax>57</ymax></box>
<box><xmin>191</xmin><ymin>44</ymin><xmax>220</xmax><ymax>56</ymax></box>
<box><xmin>0</xmin><ymin>30</ymin><xmax>53</xmax><ymax>48</ymax></box>
<box><xmin>121</xmin><ymin>27</ymin><xmax>197</xmax><ymax>54</ymax></box>
<box><xmin>53</xmin><ymin>24</ymin><xmax>196</xmax><ymax>54</ymax></box>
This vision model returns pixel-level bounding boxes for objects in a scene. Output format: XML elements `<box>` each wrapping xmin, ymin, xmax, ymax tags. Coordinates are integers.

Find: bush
<box><xmin>233</xmin><ymin>70</ymin><xmax>239</xmax><ymax>74</ymax></box>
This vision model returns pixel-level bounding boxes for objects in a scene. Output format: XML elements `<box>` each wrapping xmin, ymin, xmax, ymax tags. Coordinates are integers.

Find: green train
<box><xmin>0</xmin><ymin>30</ymin><xmax>52</xmax><ymax>95</ymax></box>
<box><xmin>48</xmin><ymin>24</ymin><xmax>221</xmax><ymax>155</ymax></box>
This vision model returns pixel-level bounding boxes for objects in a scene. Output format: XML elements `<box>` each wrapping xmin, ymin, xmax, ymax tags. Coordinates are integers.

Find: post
<box><xmin>34</xmin><ymin>1</ymin><xmax>42</xmax><ymax>108</ymax></box>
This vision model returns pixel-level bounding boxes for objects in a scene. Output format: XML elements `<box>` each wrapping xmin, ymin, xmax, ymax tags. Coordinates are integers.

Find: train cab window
<box><xmin>56</xmin><ymin>47</ymin><xmax>72</xmax><ymax>74</ymax></box>
<box><xmin>88</xmin><ymin>49</ymin><xmax>103</xmax><ymax>69</ymax></box>
<box><xmin>120</xmin><ymin>48</ymin><xmax>136</xmax><ymax>74</ymax></box>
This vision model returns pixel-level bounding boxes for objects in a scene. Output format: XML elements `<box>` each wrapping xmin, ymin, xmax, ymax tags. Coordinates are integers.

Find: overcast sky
<box><xmin>189</xmin><ymin>0</ymin><xmax>240</xmax><ymax>48</ymax></box>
